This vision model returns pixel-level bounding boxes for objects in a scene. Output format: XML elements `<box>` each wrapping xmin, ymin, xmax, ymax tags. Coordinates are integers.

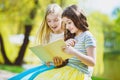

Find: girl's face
<box><xmin>62</xmin><ymin>17</ymin><xmax>80</xmax><ymax>35</ymax></box>
<box><xmin>47</xmin><ymin>13</ymin><xmax>62</xmax><ymax>33</ymax></box>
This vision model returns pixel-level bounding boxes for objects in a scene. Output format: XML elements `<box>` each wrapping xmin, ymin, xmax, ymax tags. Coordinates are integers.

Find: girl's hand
<box><xmin>53</xmin><ymin>56</ymin><xmax>63</xmax><ymax>67</ymax></box>
<box><xmin>65</xmin><ymin>39</ymin><xmax>76</xmax><ymax>47</ymax></box>
<box><xmin>46</xmin><ymin>57</ymin><xmax>68</xmax><ymax>67</ymax></box>
<box><xmin>46</xmin><ymin>57</ymin><xmax>63</xmax><ymax>67</ymax></box>
<box><xmin>53</xmin><ymin>56</ymin><xmax>69</xmax><ymax>68</ymax></box>
<box><xmin>63</xmin><ymin>45</ymin><xmax>76</xmax><ymax>55</ymax></box>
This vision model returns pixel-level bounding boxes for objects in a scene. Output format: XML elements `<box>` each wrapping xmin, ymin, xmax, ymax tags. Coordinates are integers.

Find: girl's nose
<box><xmin>50</xmin><ymin>21</ymin><xmax>55</xmax><ymax>27</ymax></box>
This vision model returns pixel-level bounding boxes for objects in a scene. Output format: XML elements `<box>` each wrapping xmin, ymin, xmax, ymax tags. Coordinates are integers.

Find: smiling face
<box><xmin>47</xmin><ymin>13</ymin><xmax>62</xmax><ymax>34</ymax></box>
<box><xmin>62</xmin><ymin>17</ymin><xmax>80</xmax><ymax>35</ymax></box>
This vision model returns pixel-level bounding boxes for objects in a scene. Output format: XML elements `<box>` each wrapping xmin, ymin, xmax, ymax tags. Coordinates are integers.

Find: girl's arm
<box><xmin>63</xmin><ymin>46</ymin><xmax>96</xmax><ymax>66</ymax></box>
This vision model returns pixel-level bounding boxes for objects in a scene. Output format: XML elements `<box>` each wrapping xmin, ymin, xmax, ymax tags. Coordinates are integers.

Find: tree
<box><xmin>0</xmin><ymin>34</ymin><xmax>12</xmax><ymax>64</ymax></box>
<box><xmin>0</xmin><ymin>0</ymin><xmax>39</xmax><ymax>65</ymax></box>
<box><xmin>14</xmin><ymin>0</ymin><xmax>39</xmax><ymax>65</ymax></box>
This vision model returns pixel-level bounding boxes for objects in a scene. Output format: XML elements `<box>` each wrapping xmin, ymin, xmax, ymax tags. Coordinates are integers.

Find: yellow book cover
<box><xmin>30</xmin><ymin>39</ymin><xmax>72</xmax><ymax>62</ymax></box>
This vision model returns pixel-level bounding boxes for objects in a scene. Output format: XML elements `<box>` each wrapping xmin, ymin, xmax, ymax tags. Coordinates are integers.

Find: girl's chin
<box><xmin>52</xmin><ymin>28</ymin><xmax>61</xmax><ymax>32</ymax></box>
<box><xmin>70</xmin><ymin>31</ymin><xmax>75</xmax><ymax>34</ymax></box>
<box><xmin>52</xmin><ymin>30</ymin><xmax>60</xmax><ymax>33</ymax></box>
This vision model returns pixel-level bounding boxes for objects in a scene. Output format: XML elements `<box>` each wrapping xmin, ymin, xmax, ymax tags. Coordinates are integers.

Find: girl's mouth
<box><xmin>52</xmin><ymin>26</ymin><xmax>57</xmax><ymax>29</ymax></box>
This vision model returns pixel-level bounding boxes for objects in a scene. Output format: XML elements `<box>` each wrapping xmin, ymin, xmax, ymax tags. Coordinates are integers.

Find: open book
<box><xmin>30</xmin><ymin>39</ymin><xmax>72</xmax><ymax>62</ymax></box>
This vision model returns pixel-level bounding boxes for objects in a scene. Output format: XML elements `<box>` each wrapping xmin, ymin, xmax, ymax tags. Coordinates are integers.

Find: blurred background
<box><xmin>0</xmin><ymin>0</ymin><xmax>120</xmax><ymax>80</ymax></box>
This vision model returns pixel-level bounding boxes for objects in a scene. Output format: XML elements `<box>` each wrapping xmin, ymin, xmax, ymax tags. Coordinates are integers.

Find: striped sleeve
<box><xmin>84</xmin><ymin>34</ymin><xmax>96</xmax><ymax>48</ymax></box>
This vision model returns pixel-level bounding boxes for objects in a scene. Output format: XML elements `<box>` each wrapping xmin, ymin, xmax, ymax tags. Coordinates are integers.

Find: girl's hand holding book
<box><xmin>46</xmin><ymin>56</ymin><xmax>68</xmax><ymax>68</ymax></box>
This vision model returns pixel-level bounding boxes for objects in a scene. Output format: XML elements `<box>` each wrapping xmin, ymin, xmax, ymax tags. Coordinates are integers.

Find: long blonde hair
<box><xmin>36</xmin><ymin>4</ymin><xmax>62</xmax><ymax>45</ymax></box>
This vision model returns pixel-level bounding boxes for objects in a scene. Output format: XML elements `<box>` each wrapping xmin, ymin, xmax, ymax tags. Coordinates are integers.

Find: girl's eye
<box><xmin>68</xmin><ymin>21</ymin><xmax>71</xmax><ymax>24</ymax></box>
<box><xmin>47</xmin><ymin>20</ymin><xmax>51</xmax><ymax>23</ymax></box>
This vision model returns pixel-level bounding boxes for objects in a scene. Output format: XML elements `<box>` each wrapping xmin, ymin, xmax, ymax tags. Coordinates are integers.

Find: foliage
<box><xmin>87</xmin><ymin>9</ymin><xmax>120</xmax><ymax>79</ymax></box>
<box><xmin>102</xmin><ymin>53</ymin><xmax>120</xmax><ymax>80</ymax></box>
<box><xmin>88</xmin><ymin>12</ymin><xmax>104</xmax><ymax>76</ymax></box>
<box><xmin>0</xmin><ymin>26</ymin><xmax>19</xmax><ymax>63</ymax></box>
<box><xmin>103</xmin><ymin>7</ymin><xmax>120</xmax><ymax>52</ymax></box>
<box><xmin>0</xmin><ymin>0</ymin><xmax>37</xmax><ymax>65</ymax></box>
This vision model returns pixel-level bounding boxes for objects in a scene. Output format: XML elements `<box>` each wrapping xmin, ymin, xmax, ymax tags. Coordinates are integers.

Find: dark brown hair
<box><xmin>62</xmin><ymin>5</ymin><xmax>89</xmax><ymax>41</ymax></box>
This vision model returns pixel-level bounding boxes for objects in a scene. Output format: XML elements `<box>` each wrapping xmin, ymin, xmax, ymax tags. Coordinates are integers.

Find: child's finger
<box><xmin>53</xmin><ymin>57</ymin><xmax>57</xmax><ymax>66</ymax></box>
<box><xmin>46</xmin><ymin>62</ymin><xmax>50</xmax><ymax>67</ymax></box>
<box><xmin>59</xmin><ymin>57</ymin><xmax>63</xmax><ymax>65</ymax></box>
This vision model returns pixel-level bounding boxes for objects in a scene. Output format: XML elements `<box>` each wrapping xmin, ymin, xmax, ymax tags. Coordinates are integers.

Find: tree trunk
<box><xmin>14</xmin><ymin>0</ymin><xmax>38</xmax><ymax>65</ymax></box>
<box><xmin>14</xmin><ymin>26</ymin><xmax>32</xmax><ymax>65</ymax></box>
<box><xmin>0</xmin><ymin>33</ymin><xmax>12</xmax><ymax>65</ymax></box>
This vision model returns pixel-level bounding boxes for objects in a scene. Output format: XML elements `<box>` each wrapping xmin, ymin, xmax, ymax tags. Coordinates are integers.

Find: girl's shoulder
<box><xmin>83</xmin><ymin>31</ymin><xmax>95</xmax><ymax>39</ymax></box>
<box><xmin>84</xmin><ymin>31</ymin><xmax>93</xmax><ymax>36</ymax></box>
<box><xmin>76</xmin><ymin>31</ymin><xmax>94</xmax><ymax>39</ymax></box>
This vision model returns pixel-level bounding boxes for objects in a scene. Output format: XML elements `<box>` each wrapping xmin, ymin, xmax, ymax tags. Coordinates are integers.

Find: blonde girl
<box><xmin>37</xmin><ymin>3</ymin><xmax>63</xmax><ymax>45</ymax></box>
<box><xmin>8</xmin><ymin>3</ymin><xmax>65</xmax><ymax>80</ymax></box>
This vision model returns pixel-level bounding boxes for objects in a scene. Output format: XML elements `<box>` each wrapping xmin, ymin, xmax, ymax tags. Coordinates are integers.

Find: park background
<box><xmin>0</xmin><ymin>0</ymin><xmax>120</xmax><ymax>80</ymax></box>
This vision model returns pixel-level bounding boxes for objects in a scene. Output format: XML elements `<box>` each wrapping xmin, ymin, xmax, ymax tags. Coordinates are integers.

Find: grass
<box><xmin>0</xmin><ymin>64</ymin><xmax>24</xmax><ymax>73</ymax></box>
<box><xmin>92</xmin><ymin>76</ymin><xmax>108</xmax><ymax>80</ymax></box>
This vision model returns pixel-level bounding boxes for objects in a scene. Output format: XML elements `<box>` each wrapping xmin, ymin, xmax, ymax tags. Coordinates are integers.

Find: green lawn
<box><xmin>0</xmin><ymin>64</ymin><xmax>24</xmax><ymax>73</ymax></box>
<box><xmin>92</xmin><ymin>76</ymin><xmax>108</xmax><ymax>80</ymax></box>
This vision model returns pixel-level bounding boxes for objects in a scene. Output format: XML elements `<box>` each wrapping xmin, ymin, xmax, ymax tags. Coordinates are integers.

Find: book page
<box><xmin>44</xmin><ymin>39</ymin><xmax>72</xmax><ymax>60</ymax></box>
<box><xmin>30</xmin><ymin>39</ymin><xmax>72</xmax><ymax>62</ymax></box>
<box><xmin>30</xmin><ymin>45</ymin><xmax>53</xmax><ymax>62</ymax></box>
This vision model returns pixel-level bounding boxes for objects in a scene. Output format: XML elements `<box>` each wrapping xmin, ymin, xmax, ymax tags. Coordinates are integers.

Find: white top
<box><xmin>49</xmin><ymin>32</ymin><xmax>64</xmax><ymax>43</ymax></box>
